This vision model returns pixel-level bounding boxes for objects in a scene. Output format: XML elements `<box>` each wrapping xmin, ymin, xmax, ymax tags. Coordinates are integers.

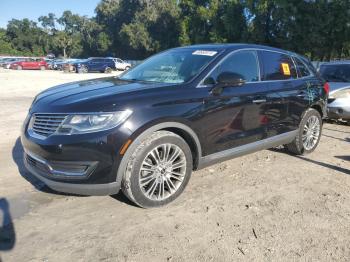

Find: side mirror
<box><xmin>217</xmin><ymin>72</ymin><xmax>245</xmax><ymax>87</ymax></box>
<box><xmin>211</xmin><ymin>72</ymin><xmax>245</xmax><ymax>95</ymax></box>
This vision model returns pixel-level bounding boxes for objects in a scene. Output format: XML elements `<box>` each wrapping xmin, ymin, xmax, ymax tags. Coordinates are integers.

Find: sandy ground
<box><xmin>0</xmin><ymin>69</ymin><xmax>349</xmax><ymax>262</ymax></box>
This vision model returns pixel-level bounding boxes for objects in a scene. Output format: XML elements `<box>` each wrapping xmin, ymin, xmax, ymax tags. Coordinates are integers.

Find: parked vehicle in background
<box><xmin>113</xmin><ymin>58</ymin><xmax>131</xmax><ymax>71</ymax></box>
<box><xmin>45</xmin><ymin>58</ymin><xmax>54</xmax><ymax>69</ymax></box>
<box><xmin>71</xmin><ymin>57</ymin><xmax>116</xmax><ymax>73</ymax></box>
<box><xmin>21</xmin><ymin>44</ymin><xmax>328</xmax><ymax>208</ymax></box>
<box><xmin>45</xmin><ymin>58</ymin><xmax>55</xmax><ymax>70</ymax></box>
<box><xmin>1</xmin><ymin>57</ymin><xmax>26</xmax><ymax>69</ymax></box>
<box><xmin>50</xmin><ymin>59</ymin><xmax>67</xmax><ymax>70</ymax></box>
<box><xmin>10</xmin><ymin>58</ymin><xmax>48</xmax><ymax>70</ymax></box>
<box><xmin>319</xmin><ymin>61</ymin><xmax>350</xmax><ymax>124</ymax></box>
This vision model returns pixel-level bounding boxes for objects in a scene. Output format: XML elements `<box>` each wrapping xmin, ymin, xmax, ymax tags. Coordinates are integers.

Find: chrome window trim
<box><xmin>197</xmin><ymin>48</ymin><xmax>315</xmax><ymax>88</ymax></box>
<box><xmin>292</xmin><ymin>55</ymin><xmax>314</xmax><ymax>78</ymax></box>
<box><xmin>197</xmin><ymin>48</ymin><xmax>261</xmax><ymax>88</ymax></box>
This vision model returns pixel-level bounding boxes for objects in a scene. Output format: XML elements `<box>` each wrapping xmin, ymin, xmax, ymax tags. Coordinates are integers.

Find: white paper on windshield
<box><xmin>192</xmin><ymin>50</ymin><xmax>217</xmax><ymax>56</ymax></box>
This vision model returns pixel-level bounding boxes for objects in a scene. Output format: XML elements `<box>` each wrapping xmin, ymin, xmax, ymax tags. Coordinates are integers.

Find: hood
<box><xmin>328</xmin><ymin>82</ymin><xmax>350</xmax><ymax>95</ymax></box>
<box><xmin>31</xmin><ymin>77</ymin><xmax>174</xmax><ymax>113</ymax></box>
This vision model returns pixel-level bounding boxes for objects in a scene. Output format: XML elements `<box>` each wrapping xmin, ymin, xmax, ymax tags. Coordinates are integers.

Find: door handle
<box><xmin>252</xmin><ymin>99</ymin><xmax>266</xmax><ymax>104</ymax></box>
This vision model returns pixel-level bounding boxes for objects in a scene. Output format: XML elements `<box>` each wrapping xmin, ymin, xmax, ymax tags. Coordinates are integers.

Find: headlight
<box><xmin>329</xmin><ymin>89</ymin><xmax>350</xmax><ymax>99</ymax></box>
<box><xmin>56</xmin><ymin>110</ymin><xmax>132</xmax><ymax>135</ymax></box>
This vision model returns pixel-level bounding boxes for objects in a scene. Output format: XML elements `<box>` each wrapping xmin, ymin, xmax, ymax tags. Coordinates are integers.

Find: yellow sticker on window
<box><xmin>281</xmin><ymin>63</ymin><xmax>291</xmax><ymax>76</ymax></box>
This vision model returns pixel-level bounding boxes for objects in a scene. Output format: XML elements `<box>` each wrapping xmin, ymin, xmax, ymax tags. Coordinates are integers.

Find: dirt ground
<box><xmin>0</xmin><ymin>69</ymin><xmax>349</xmax><ymax>262</ymax></box>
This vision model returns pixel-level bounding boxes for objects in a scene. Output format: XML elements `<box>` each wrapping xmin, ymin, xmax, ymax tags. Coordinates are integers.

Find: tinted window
<box><xmin>320</xmin><ymin>64</ymin><xmax>350</xmax><ymax>82</ymax></box>
<box><xmin>294</xmin><ymin>57</ymin><xmax>311</xmax><ymax>77</ymax></box>
<box><xmin>260</xmin><ymin>51</ymin><xmax>297</xmax><ymax>80</ymax></box>
<box><xmin>90</xmin><ymin>59</ymin><xmax>101</xmax><ymax>63</ymax></box>
<box><xmin>205</xmin><ymin>50</ymin><xmax>259</xmax><ymax>84</ymax></box>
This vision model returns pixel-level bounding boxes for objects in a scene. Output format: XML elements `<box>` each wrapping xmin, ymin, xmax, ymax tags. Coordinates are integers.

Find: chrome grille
<box><xmin>30</xmin><ymin>114</ymin><xmax>67</xmax><ymax>137</ymax></box>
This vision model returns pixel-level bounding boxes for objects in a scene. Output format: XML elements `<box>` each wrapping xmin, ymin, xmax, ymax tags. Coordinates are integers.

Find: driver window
<box><xmin>203</xmin><ymin>50</ymin><xmax>259</xmax><ymax>85</ymax></box>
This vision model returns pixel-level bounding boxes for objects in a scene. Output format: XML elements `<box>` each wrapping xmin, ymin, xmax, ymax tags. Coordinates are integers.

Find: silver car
<box><xmin>319</xmin><ymin>62</ymin><xmax>350</xmax><ymax>123</ymax></box>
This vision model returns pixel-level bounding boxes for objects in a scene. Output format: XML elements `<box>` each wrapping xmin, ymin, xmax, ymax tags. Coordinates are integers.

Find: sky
<box><xmin>0</xmin><ymin>0</ymin><xmax>101</xmax><ymax>28</ymax></box>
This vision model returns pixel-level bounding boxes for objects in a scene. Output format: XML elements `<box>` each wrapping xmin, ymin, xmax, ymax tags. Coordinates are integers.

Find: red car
<box><xmin>10</xmin><ymin>58</ymin><xmax>48</xmax><ymax>70</ymax></box>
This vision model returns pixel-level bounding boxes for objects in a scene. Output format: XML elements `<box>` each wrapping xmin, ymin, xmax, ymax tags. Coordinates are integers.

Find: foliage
<box><xmin>0</xmin><ymin>0</ymin><xmax>349</xmax><ymax>60</ymax></box>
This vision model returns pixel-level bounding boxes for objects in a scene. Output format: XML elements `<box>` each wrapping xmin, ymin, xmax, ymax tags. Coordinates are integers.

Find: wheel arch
<box><xmin>115</xmin><ymin>121</ymin><xmax>202</xmax><ymax>189</ymax></box>
<box><xmin>311</xmin><ymin>104</ymin><xmax>323</xmax><ymax>119</ymax></box>
<box><xmin>310</xmin><ymin>101</ymin><xmax>326</xmax><ymax>119</ymax></box>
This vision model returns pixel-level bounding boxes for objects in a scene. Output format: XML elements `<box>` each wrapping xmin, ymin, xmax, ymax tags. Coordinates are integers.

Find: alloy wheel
<box><xmin>302</xmin><ymin>115</ymin><xmax>321</xmax><ymax>150</ymax></box>
<box><xmin>138</xmin><ymin>143</ymin><xmax>187</xmax><ymax>201</ymax></box>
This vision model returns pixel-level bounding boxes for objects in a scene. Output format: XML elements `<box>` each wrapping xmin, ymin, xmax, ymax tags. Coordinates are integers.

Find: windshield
<box><xmin>320</xmin><ymin>64</ymin><xmax>350</xmax><ymax>82</ymax></box>
<box><xmin>119</xmin><ymin>49</ymin><xmax>220</xmax><ymax>84</ymax></box>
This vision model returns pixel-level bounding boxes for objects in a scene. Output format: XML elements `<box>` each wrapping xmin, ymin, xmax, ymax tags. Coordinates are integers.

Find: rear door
<box><xmin>289</xmin><ymin>56</ymin><xmax>320</xmax><ymax>127</ymax></box>
<box><xmin>23</xmin><ymin>58</ymin><xmax>34</xmax><ymax>69</ymax></box>
<box><xmin>34</xmin><ymin>59</ymin><xmax>41</xmax><ymax>69</ymax></box>
<box><xmin>87</xmin><ymin>59</ymin><xmax>97</xmax><ymax>71</ymax></box>
<box><xmin>257</xmin><ymin>50</ymin><xmax>299</xmax><ymax>137</ymax></box>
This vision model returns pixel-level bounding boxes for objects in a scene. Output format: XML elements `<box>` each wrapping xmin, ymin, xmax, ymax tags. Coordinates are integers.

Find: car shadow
<box><xmin>110</xmin><ymin>193</ymin><xmax>139</xmax><ymax>208</ymax></box>
<box><xmin>0</xmin><ymin>198</ymin><xmax>16</xmax><ymax>252</ymax></box>
<box><xmin>323</xmin><ymin>127</ymin><xmax>350</xmax><ymax>134</ymax></box>
<box><xmin>295</xmin><ymin>156</ymin><xmax>350</xmax><ymax>176</ymax></box>
<box><xmin>322</xmin><ymin>134</ymin><xmax>350</xmax><ymax>143</ymax></box>
<box><xmin>12</xmin><ymin>137</ymin><xmax>137</xmax><ymax>206</ymax></box>
<box><xmin>270</xmin><ymin>147</ymin><xmax>350</xmax><ymax>176</ymax></box>
<box><xmin>335</xmin><ymin>155</ymin><xmax>350</xmax><ymax>162</ymax></box>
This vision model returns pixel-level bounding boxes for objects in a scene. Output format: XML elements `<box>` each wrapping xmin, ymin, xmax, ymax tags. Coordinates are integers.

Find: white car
<box><xmin>113</xmin><ymin>58</ymin><xmax>131</xmax><ymax>71</ymax></box>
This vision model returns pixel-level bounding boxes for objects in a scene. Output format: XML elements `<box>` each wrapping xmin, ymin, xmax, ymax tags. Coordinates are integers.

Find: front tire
<box><xmin>122</xmin><ymin>131</ymin><xmax>193</xmax><ymax>208</ymax></box>
<box><xmin>286</xmin><ymin>108</ymin><xmax>322</xmax><ymax>155</ymax></box>
<box><xmin>79</xmin><ymin>65</ymin><xmax>88</xmax><ymax>73</ymax></box>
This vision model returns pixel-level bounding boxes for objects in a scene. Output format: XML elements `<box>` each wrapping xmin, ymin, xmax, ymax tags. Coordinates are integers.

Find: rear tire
<box><xmin>17</xmin><ymin>65</ymin><xmax>22</xmax><ymax>70</ymax></box>
<box><xmin>40</xmin><ymin>66</ymin><xmax>46</xmax><ymax>70</ymax></box>
<box><xmin>104</xmin><ymin>67</ymin><xmax>112</xmax><ymax>73</ymax></box>
<box><xmin>286</xmin><ymin>108</ymin><xmax>322</xmax><ymax>155</ymax></box>
<box><xmin>122</xmin><ymin>131</ymin><xmax>193</xmax><ymax>208</ymax></box>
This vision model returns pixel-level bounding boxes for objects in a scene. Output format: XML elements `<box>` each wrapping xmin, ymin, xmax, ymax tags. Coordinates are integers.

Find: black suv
<box><xmin>21</xmin><ymin>44</ymin><xmax>328</xmax><ymax>208</ymax></box>
<box><xmin>72</xmin><ymin>57</ymin><xmax>116</xmax><ymax>73</ymax></box>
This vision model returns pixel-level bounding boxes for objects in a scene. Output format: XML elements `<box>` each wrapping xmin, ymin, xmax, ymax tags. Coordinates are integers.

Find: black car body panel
<box><xmin>21</xmin><ymin>44</ymin><xmax>328</xmax><ymax>195</ymax></box>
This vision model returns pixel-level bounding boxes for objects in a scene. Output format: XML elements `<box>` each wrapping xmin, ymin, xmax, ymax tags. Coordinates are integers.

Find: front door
<box><xmin>195</xmin><ymin>50</ymin><xmax>270</xmax><ymax>156</ymax></box>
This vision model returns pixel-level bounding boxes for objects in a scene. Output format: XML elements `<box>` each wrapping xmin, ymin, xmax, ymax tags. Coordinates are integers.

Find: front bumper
<box><xmin>24</xmin><ymin>154</ymin><xmax>120</xmax><ymax>195</ymax></box>
<box><xmin>20</xmin><ymin>115</ymin><xmax>133</xmax><ymax>195</ymax></box>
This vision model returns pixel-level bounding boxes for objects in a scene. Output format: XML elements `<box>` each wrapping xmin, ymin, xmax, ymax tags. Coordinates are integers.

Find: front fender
<box><xmin>114</xmin><ymin>121</ymin><xmax>202</xmax><ymax>189</ymax></box>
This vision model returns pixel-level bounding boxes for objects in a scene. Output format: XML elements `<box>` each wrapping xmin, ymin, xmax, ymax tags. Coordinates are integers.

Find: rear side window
<box><xmin>206</xmin><ymin>50</ymin><xmax>259</xmax><ymax>83</ymax></box>
<box><xmin>259</xmin><ymin>51</ymin><xmax>297</xmax><ymax>80</ymax></box>
<box><xmin>294</xmin><ymin>57</ymin><xmax>312</xmax><ymax>77</ymax></box>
